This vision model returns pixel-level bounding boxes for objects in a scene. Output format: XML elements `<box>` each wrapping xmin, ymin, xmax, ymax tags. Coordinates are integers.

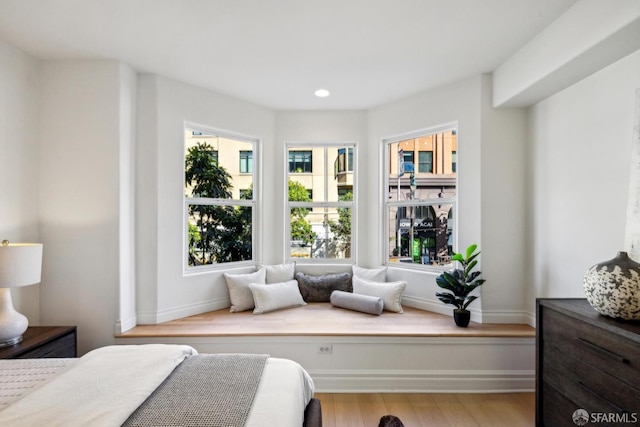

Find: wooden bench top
<box><xmin>116</xmin><ymin>303</ymin><xmax>535</xmax><ymax>339</ymax></box>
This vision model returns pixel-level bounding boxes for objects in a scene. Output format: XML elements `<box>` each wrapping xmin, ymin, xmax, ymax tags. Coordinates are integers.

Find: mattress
<box><xmin>0</xmin><ymin>346</ymin><xmax>315</xmax><ymax>427</ymax></box>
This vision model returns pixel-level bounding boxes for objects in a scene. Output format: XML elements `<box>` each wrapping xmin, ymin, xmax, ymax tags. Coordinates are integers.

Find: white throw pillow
<box><xmin>249</xmin><ymin>280</ymin><xmax>307</xmax><ymax>314</ymax></box>
<box><xmin>352</xmin><ymin>275</ymin><xmax>406</xmax><ymax>313</ymax></box>
<box><xmin>223</xmin><ymin>268</ymin><xmax>266</xmax><ymax>312</ymax></box>
<box><xmin>352</xmin><ymin>265</ymin><xmax>387</xmax><ymax>282</ymax></box>
<box><xmin>260</xmin><ymin>262</ymin><xmax>296</xmax><ymax>283</ymax></box>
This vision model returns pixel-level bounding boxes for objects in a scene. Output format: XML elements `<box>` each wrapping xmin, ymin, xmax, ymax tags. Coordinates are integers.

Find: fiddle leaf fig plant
<box><xmin>435</xmin><ymin>244</ymin><xmax>485</xmax><ymax>310</ymax></box>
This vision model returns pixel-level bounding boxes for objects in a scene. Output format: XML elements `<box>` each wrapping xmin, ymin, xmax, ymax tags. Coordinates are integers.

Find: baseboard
<box><xmin>480</xmin><ymin>309</ymin><xmax>533</xmax><ymax>324</ymax></box>
<box><xmin>115</xmin><ymin>316</ymin><xmax>137</xmax><ymax>334</ymax></box>
<box><xmin>402</xmin><ymin>295</ymin><xmax>483</xmax><ymax>323</ymax></box>
<box><xmin>403</xmin><ymin>295</ymin><xmax>533</xmax><ymax>325</ymax></box>
<box><xmin>310</xmin><ymin>368</ymin><xmax>535</xmax><ymax>393</ymax></box>
<box><xmin>136</xmin><ymin>297</ymin><xmax>230</xmax><ymax>324</ymax></box>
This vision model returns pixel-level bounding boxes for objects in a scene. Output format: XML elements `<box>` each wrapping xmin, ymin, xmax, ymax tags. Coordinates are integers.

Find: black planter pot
<box><xmin>453</xmin><ymin>309</ymin><xmax>471</xmax><ymax>327</ymax></box>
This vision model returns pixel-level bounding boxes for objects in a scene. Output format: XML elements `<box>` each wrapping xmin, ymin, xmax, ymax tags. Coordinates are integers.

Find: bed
<box><xmin>0</xmin><ymin>344</ymin><xmax>321</xmax><ymax>427</ymax></box>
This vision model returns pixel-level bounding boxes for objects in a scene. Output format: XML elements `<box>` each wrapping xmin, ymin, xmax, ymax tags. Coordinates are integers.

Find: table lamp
<box><xmin>0</xmin><ymin>240</ymin><xmax>43</xmax><ymax>347</ymax></box>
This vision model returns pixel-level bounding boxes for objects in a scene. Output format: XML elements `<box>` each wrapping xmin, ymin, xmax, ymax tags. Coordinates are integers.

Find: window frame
<box><xmin>183</xmin><ymin>122</ymin><xmax>260</xmax><ymax>274</ymax></box>
<box><xmin>382</xmin><ymin>123</ymin><xmax>458</xmax><ymax>272</ymax></box>
<box><xmin>285</xmin><ymin>142</ymin><xmax>357</xmax><ymax>264</ymax></box>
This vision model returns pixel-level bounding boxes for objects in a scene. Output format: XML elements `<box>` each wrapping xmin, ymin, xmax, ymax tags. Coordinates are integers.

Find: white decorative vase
<box><xmin>583</xmin><ymin>251</ymin><xmax>640</xmax><ymax>320</ymax></box>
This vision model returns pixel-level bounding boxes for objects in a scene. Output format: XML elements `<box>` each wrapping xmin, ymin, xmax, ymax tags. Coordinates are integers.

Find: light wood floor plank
<box><xmin>314</xmin><ymin>393</ymin><xmax>335</xmax><ymax>427</ymax></box>
<box><xmin>358</xmin><ymin>394</ymin><xmax>388</xmax><ymax>426</ymax></box>
<box><xmin>406</xmin><ymin>393</ymin><xmax>451</xmax><ymax>427</ymax></box>
<box><xmin>334</xmin><ymin>393</ymin><xmax>365</xmax><ymax>427</ymax></box>
<box><xmin>381</xmin><ymin>393</ymin><xmax>423</xmax><ymax>426</ymax></box>
<box><xmin>456</xmin><ymin>393</ymin><xmax>504</xmax><ymax>426</ymax></box>
<box><xmin>315</xmin><ymin>393</ymin><xmax>535</xmax><ymax>426</ymax></box>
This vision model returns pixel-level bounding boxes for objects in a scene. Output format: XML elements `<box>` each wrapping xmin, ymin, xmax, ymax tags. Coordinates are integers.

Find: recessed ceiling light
<box><xmin>314</xmin><ymin>89</ymin><xmax>330</xmax><ymax>98</ymax></box>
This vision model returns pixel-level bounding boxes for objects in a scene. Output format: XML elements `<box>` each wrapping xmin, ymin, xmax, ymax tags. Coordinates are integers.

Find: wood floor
<box><xmin>117</xmin><ymin>303</ymin><xmax>535</xmax><ymax>338</ymax></box>
<box><xmin>316</xmin><ymin>392</ymin><xmax>535</xmax><ymax>427</ymax></box>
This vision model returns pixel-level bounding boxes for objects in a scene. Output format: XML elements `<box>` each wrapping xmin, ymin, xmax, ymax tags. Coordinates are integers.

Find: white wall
<box><xmin>526</xmin><ymin>49</ymin><xmax>640</xmax><ymax>316</ymax></box>
<box><xmin>480</xmin><ymin>76</ymin><xmax>529</xmax><ymax>322</ymax></box>
<box><xmin>38</xmin><ymin>60</ymin><xmax>135</xmax><ymax>354</ymax></box>
<box><xmin>0</xmin><ymin>40</ymin><xmax>41</xmax><ymax>324</ymax></box>
<box><xmin>135</xmin><ymin>75</ymin><xmax>276</xmax><ymax>324</ymax></box>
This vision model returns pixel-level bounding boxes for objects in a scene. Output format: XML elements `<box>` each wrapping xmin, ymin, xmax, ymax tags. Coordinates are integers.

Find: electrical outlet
<box><xmin>318</xmin><ymin>344</ymin><xmax>333</xmax><ymax>354</ymax></box>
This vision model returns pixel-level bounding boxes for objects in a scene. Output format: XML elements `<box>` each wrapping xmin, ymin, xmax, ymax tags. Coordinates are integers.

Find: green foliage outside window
<box><xmin>185</xmin><ymin>142</ymin><xmax>252</xmax><ymax>266</ymax></box>
<box><xmin>288</xmin><ymin>179</ymin><xmax>316</xmax><ymax>245</ymax></box>
<box><xmin>328</xmin><ymin>192</ymin><xmax>352</xmax><ymax>257</ymax></box>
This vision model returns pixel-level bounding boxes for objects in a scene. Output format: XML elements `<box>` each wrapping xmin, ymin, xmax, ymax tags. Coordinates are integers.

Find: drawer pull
<box><xmin>578</xmin><ymin>381</ymin><xmax>627</xmax><ymax>414</ymax></box>
<box><xmin>577</xmin><ymin>337</ymin><xmax>630</xmax><ymax>364</ymax></box>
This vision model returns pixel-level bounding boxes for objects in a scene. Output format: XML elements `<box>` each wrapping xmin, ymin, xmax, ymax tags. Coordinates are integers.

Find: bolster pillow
<box><xmin>330</xmin><ymin>290</ymin><xmax>384</xmax><ymax>315</ymax></box>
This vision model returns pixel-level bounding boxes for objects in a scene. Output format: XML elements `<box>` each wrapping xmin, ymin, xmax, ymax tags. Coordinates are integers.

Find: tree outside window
<box><xmin>184</xmin><ymin>128</ymin><xmax>256</xmax><ymax>269</ymax></box>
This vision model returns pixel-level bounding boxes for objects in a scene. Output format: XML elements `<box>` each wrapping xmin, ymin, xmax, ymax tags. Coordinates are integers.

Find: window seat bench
<box><xmin>115</xmin><ymin>303</ymin><xmax>536</xmax><ymax>393</ymax></box>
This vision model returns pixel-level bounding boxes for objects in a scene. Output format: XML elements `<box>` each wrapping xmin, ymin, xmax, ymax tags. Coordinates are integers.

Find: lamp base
<box><xmin>0</xmin><ymin>288</ymin><xmax>29</xmax><ymax>347</ymax></box>
<box><xmin>0</xmin><ymin>335</ymin><xmax>22</xmax><ymax>348</ymax></box>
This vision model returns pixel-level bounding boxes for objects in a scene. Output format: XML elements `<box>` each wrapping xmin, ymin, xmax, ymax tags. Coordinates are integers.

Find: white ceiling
<box><xmin>0</xmin><ymin>0</ymin><xmax>578</xmax><ymax>110</ymax></box>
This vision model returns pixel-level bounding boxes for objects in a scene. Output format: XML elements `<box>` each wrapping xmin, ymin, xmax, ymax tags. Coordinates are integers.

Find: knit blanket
<box><xmin>123</xmin><ymin>353</ymin><xmax>269</xmax><ymax>427</ymax></box>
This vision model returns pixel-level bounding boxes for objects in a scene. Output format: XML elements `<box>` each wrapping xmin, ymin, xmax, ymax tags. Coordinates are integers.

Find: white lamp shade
<box><xmin>0</xmin><ymin>243</ymin><xmax>43</xmax><ymax>288</ymax></box>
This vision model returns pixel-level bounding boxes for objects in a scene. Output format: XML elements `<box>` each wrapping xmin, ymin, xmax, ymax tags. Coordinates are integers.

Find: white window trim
<box><xmin>183</xmin><ymin>122</ymin><xmax>261</xmax><ymax>274</ymax></box>
<box><xmin>284</xmin><ymin>141</ymin><xmax>358</xmax><ymax>264</ymax></box>
<box><xmin>381</xmin><ymin>123</ymin><xmax>458</xmax><ymax>272</ymax></box>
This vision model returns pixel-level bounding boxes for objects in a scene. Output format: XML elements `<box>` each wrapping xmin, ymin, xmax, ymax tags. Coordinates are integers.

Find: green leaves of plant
<box><xmin>435</xmin><ymin>243</ymin><xmax>484</xmax><ymax>310</ymax></box>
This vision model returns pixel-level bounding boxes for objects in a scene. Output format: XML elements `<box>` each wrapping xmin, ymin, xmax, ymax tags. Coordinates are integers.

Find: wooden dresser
<box><xmin>536</xmin><ymin>298</ymin><xmax>640</xmax><ymax>426</ymax></box>
<box><xmin>0</xmin><ymin>326</ymin><xmax>77</xmax><ymax>359</ymax></box>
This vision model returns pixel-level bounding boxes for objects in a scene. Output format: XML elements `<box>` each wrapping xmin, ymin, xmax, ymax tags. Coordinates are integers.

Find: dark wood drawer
<box><xmin>542</xmin><ymin>307</ymin><xmax>640</xmax><ymax>387</ymax></box>
<box><xmin>540</xmin><ymin>383</ymin><xmax>582</xmax><ymax>427</ymax></box>
<box><xmin>543</xmin><ymin>344</ymin><xmax>640</xmax><ymax>414</ymax></box>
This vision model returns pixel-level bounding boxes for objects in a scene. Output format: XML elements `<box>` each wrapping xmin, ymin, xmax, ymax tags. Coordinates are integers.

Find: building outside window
<box><xmin>287</xmin><ymin>144</ymin><xmax>355</xmax><ymax>261</ymax></box>
<box><xmin>184</xmin><ymin>126</ymin><xmax>257</xmax><ymax>270</ymax></box>
<box><xmin>418</xmin><ymin>151</ymin><xmax>433</xmax><ymax>173</ymax></box>
<box><xmin>239</xmin><ymin>150</ymin><xmax>252</xmax><ymax>174</ymax></box>
<box><xmin>385</xmin><ymin>126</ymin><xmax>457</xmax><ymax>268</ymax></box>
<box><xmin>289</xmin><ymin>150</ymin><xmax>312</xmax><ymax>173</ymax></box>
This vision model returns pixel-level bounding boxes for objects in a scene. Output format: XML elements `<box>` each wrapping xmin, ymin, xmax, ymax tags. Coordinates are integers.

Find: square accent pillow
<box><xmin>295</xmin><ymin>272</ymin><xmax>352</xmax><ymax>302</ymax></box>
<box><xmin>352</xmin><ymin>265</ymin><xmax>387</xmax><ymax>282</ymax></box>
<box><xmin>352</xmin><ymin>275</ymin><xmax>406</xmax><ymax>313</ymax></box>
<box><xmin>259</xmin><ymin>262</ymin><xmax>296</xmax><ymax>283</ymax></box>
<box><xmin>223</xmin><ymin>268</ymin><xmax>266</xmax><ymax>312</ymax></box>
<box><xmin>249</xmin><ymin>280</ymin><xmax>307</xmax><ymax>314</ymax></box>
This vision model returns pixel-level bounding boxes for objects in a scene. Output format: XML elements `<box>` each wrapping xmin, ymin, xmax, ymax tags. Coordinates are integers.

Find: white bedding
<box><xmin>0</xmin><ymin>345</ymin><xmax>314</xmax><ymax>427</ymax></box>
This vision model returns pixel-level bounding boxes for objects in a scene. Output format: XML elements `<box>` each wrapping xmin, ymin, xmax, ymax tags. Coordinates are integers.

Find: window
<box><xmin>287</xmin><ymin>144</ymin><xmax>356</xmax><ymax>261</ymax></box>
<box><xmin>334</xmin><ymin>147</ymin><xmax>354</xmax><ymax>176</ymax></box>
<box><xmin>289</xmin><ymin>150</ymin><xmax>312</xmax><ymax>173</ymax></box>
<box><xmin>184</xmin><ymin>125</ymin><xmax>257</xmax><ymax>271</ymax></box>
<box><xmin>418</xmin><ymin>151</ymin><xmax>433</xmax><ymax>173</ymax></box>
<box><xmin>239</xmin><ymin>150</ymin><xmax>252</xmax><ymax>174</ymax></box>
<box><xmin>384</xmin><ymin>125</ymin><xmax>457</xmax><ymax>268</ymax></box>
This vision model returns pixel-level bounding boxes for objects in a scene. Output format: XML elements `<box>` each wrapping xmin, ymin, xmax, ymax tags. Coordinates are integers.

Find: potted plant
<box><xmin>435</xmin><ymin>244</ymin><xmax>485</xmax><ymax>327</ymax></box>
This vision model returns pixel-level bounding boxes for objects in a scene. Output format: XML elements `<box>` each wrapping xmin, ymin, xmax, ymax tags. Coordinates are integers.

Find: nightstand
<box><xmin>0</xmin><ymin>326</ymin><xmax>77</xmax><ymax>359</ymax></box>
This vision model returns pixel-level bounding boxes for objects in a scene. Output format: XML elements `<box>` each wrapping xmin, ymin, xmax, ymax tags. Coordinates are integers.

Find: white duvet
<box><xmin>0</xmin><ymin>344</ymin><xmax>314</xmax><ymax>427</ymax></box>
